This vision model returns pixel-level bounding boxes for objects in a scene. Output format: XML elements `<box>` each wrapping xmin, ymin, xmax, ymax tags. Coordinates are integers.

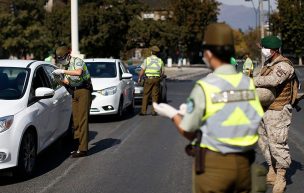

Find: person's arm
<box><xmin>62</xmin><ymin>68</ymin><xmax>82</xmax><ymax>76</ymax></box>
<box><xmin>172</xmin><ymin>114</ymin><xmax>196</xmax><ymax>141</ymax></box>
<box><xmin>138</xmin><ymin>59</ymin><xmax>147</xmax><ymax>83</ymax></box>
<box><xmin>254</xmin><ymin>62</ymin><xmax>293</xmax><ymax>87</ymax></box>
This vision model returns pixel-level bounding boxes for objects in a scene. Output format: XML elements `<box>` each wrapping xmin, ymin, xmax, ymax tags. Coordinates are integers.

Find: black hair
<box><xmin>203</xmin><ymin>45</ymin><xmax>235</xmax><ymax>63</ymax></box>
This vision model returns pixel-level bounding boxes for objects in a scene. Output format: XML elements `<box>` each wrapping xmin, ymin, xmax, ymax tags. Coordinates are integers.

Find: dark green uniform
<box><xmin>141</xmin><ymin>55</ymin><xmax>164</xmax><ymax>114</ymax></box>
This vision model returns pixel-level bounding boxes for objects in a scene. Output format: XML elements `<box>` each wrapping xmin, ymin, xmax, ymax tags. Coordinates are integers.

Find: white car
<box><xmin>0</xmin><ymin>60</ymin><xmax>72</xmax><ymax>177</ymax></box>
<box><xmin>84</xmin><ymin>58</ymin><xmax>135</xmax><ymax>116</ymax></box>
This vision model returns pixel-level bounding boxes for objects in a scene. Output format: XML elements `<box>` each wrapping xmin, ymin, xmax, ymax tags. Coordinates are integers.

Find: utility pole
<box><xmin>71</xmin><ymin>0</ymin><xmax>84</xmax><ymax>58</ymax></box>
<box><xmin>259</xmin><ymin>0</ymin><xmax>265</xmax><ymax>64</ymax></box>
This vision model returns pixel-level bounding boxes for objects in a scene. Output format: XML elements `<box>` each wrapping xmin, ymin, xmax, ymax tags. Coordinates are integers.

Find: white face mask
<box><xmin>261</xmin><ymin>48</ymin><xmax>273</xmax><ymax>59</ymax></box>
<box><xmin>59</xmin><ymin>57</ymin><xmax>70</xmax><ymax>66</ymax></box>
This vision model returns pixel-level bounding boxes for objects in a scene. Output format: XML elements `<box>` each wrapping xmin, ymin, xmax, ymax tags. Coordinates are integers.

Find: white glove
<box><xmin>153</xmin><ymin>102</ymin><xmax>178</xmax><ymax>119</ymax></box>
<box><xmin>52</xmin><ymin>69</ymin><xmax>65</xmax><ymax>75</ymax></box>
<box><xmin>178</xmin><ymin>103</ymin><xmax>187</xmax><ymax>116</ymax></box>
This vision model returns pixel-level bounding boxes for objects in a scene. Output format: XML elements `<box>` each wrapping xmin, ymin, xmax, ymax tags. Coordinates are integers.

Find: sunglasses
<box><xmin>56</xmin><ymin>53</ymin><xmax>69</xmax><ymax>61</ymax></box>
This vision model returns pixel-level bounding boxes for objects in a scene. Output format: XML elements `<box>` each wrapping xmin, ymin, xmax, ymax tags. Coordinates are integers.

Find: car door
<box><xmin>27</xmin><ymin>66</ymin><xmax>57</xmax><ymax>150</ymax></box>
<box><xmin>119</xmin><ymin>61</ymin><xmax>132</xmax><ymax>107</ymax></box>
<box><xmin>43</xmin><ymin>65</ymin><xmax>72</xmax><ymax>138</ymax></box>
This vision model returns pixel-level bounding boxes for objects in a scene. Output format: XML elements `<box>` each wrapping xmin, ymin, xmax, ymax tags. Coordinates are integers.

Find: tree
<box><xmin>0</xmin><ymin>0</ymin><xmax>52</xmax><ymax>59</ymax></box>
<box><xmin>170</xmin><ymin>0</ymin><xmax>220</xmax><ymax>63</ymax></box>
<box><xmin>233</xmin><ymin>29</ymin><xmax>249</xmax><ymax>58</ymax></box>
<box><xmin>270</xmin><ymin>0</ymin><xmax>304</xmax><ymax>64</ymax></box>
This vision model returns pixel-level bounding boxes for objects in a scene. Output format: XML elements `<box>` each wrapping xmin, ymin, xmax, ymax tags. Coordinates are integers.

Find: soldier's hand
<box><xmin>153</xmin><ymin>102</ymin><xmax>178</xmax><ymax>119</ymax></box>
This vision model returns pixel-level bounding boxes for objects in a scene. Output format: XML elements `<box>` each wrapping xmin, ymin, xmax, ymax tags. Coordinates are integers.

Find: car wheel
<box><xmin>16</xmin><ymin>130</ymin><xmax>37</xmax><ymax>178</ymax></box>
<box><xmin>160</xmin><ymin>85</ymin><xmax>167</xmax><ymax>103</ymax></box>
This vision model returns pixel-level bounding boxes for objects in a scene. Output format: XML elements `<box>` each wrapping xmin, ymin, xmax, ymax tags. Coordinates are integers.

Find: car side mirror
<box><xmin>122</xmin><ymin>73</ymin><xmax>133</xmax><ymax>79</ymax></box>
<box><xmin>35</xmin><ymin>87</ymin><xmax>55</xmax><ymax>99</ymax></box>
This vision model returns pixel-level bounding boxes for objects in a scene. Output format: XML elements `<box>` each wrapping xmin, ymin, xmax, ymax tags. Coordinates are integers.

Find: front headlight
<box><xmin>98</xmin><ymin>86</ymin><xmax>117</xmax><ymax>96</ymax></box>
<box><xmin>0</xmin><ymin>115</ymin><xmax>14</xmax><ymax>133</ymax></box>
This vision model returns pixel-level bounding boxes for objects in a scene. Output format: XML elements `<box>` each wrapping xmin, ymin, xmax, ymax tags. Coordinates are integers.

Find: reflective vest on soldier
<box><xmin>66</xmin><ymin>57</ymin><xmax>91</xmax><ymax>86</ymax></box>
<box><xmin>243</xmin><ymin>58</ymin><xmax>254</xmax><ymax>73</ymax></box>
<box><xmin>145</xmin><ymin>55</ymin><xmax>163</xmax><ymax>77</ymax></box>
<box><xmin>196</xmin><ymin>73</ymin><xmax>264</xmax><ymax>154</ymax></box>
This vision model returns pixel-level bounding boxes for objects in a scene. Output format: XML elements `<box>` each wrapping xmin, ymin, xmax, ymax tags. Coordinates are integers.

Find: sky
<box><xmin>218</xmin><ymin>0</ymin><xmax>277</xmax><ymax>10</ymax></box>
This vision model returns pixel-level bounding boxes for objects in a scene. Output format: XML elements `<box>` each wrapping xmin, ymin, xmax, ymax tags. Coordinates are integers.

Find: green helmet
<box><xmin>261</xmin><ymin>36</ymin><xmax>282</xmax><ymax>49</ymax></box>
<box><xmin>203</xmin><ymin>23</ymin><xmax>234</xmax><ymax>47</ymax></box>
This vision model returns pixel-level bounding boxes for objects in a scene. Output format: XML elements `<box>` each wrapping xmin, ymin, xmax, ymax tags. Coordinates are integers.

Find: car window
<box><xmin>43</xmin><ymin>65</ymin><xmax>62</xmax><ymax>90</ymax></box>
<box><xmin>119</xmin><ymin>62</ymin><xmax>127</xmax><ymax>73</ymax></box>
<box><xmin>86</xmin><ymin>62</ymin><xmax>117</xmax><ymax>78</ymax></box>
<box><xmin>0</xmin><ymin>67</ymin><xmax>30</xmax><ymax>100</ymax></box>
<box><xmin>28</xmin><ymin>66</ymin><xmax>51</xmax><ymax>104</ymax></box>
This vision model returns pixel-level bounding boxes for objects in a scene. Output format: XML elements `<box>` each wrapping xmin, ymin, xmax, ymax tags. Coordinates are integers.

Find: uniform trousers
<box><xmin>258</xmin><ymin>105</ymin><xmax>292</xmax><ymax>169</ymax></box>
<box><xmin>141</xmin><ymin>78</ymin><xmax>160</xmax><ymax>113</ymax></box>
<box><xmin>193</xmin><ymin>150</ymin><xmax>252</xmax><ymax>193</ymax></box>
<box><xmin>72</xmin><ymin>88</ymin><xmax>92</xmax><ymax>152</ymax></box>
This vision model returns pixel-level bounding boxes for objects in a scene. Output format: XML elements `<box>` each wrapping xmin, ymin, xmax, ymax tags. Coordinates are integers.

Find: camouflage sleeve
<box><xmin>254</xmin><ymin>62</ymin><xmax>294</xmax><ymax>87</ymax></box>
<box><xmin>180</xmin><ymin>85</ymin><xmax>205</xmax><ymax>132</ymax></box>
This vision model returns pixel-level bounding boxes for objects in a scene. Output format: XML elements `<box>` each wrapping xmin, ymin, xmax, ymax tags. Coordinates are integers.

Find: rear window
<box><xmin>86</xmin><ymin>62</ymin><xmax>117</xmax><ymax>78</ymax></box>
<box><xmin>0</xmin><ymin>67</ymin><xmax>30</xmax><ymax>100</ymax></box>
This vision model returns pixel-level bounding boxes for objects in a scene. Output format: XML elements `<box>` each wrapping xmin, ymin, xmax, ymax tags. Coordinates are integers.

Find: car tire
<box><xmin>15</xmin><ymin>130</ymin><xmax>37</xmax><ymax>178</ymax></box>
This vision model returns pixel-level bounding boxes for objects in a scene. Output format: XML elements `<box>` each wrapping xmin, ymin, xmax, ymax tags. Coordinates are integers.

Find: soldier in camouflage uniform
<box><xmin>254</xmin><ymin>36</ymin><xmax>296</xmax><ymax>193</ymax></box>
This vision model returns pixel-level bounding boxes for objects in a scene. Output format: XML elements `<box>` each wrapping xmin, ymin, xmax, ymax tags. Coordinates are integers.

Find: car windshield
<box><xmin>0</xmin><ymin>67</ymin><xmax>29</xmax><ymax>100</ymax></box>
<box><xmin>86</xmin><ymin>62</ymin><xmax>117</xmax><ymax>78</ymax></box>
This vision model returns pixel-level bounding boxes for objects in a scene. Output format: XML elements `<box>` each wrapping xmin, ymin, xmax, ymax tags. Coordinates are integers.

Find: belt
<box><xmin>146</xmin><ymin>76</ymin><xmax>160</xmax><ymax>79</ymax></box>
<box><xmin>205</xmin><ymin>149</ymin><xmax>255</xmax><ymax>163</ymax></box>
<box><xmin>70</xmin><ymin>84</ymin><xmax>89</xmax><ymax>91</ymax></box>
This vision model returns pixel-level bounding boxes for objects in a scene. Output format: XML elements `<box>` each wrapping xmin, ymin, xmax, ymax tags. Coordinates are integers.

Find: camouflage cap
<box><xmin>261</xmin><ymin>36</ymin><xmax>282</xmax><ymax>49</ymax></box>
<box><xmin>55</xmin><ymin>46</ymin><xmax>70</xmax><ymax>57</ymax></box>
<box><xmin>203</xmin><ymin>23</ymin><xmax>234</xmax><ymax>46</ymax></box>
<box><xmin>150</xmin><ymin>46</ymin><xmax>160</xmax><ymax>53</ymax></box>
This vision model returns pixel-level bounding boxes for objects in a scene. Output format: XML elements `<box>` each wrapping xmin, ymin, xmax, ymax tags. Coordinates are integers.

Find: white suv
<box><xmin>0</xmin><ymin>60</ymin><xmax>72</xmax><ymax>177</ymax></box>
<box><xmin>84</xmin><ymin>58</ymin><xmax>135</xmax><ymax>116</ymax></box>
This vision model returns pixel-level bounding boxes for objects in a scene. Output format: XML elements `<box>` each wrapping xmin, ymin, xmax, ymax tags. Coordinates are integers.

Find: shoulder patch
<box><xmin>186</xmin><ymin>98</ymin><xmax>195</xmax><ymax>113</ymax></box>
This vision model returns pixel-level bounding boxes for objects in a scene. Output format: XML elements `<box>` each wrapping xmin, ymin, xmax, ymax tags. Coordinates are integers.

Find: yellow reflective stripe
<box><xmin>215</xmin><ymin>73</ymin><xmax>243</xmax><ymax>88</ymax></box>
<box><xmin>217</xmin><ymin>135</ymin><xmax>259</xmax><ymax>146</ymax></box>
<box><xmin>197</xmin><ymin>80</ymin><xmax>225</xmax><ymax>121</ymax></box>
<box><xmin>222</xmin><ymin>107</ymin><xmax>250</xmax><ymax>126</ymax></box>
<box><xmin>199</xmin><ymin>144</ymin><xmax>220</xmax><ymax>152</ymax></box>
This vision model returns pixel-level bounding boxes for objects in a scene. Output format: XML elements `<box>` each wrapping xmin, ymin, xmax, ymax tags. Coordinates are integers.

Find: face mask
<box><xmin>261</xmin><ymin>48</ymin><xmax>273</xmax><ymax>59</ymax></box>
<box><xmin>59</xmin><ymin>57</ymin><xmax>70</xmax><ymax>66</ymax></box>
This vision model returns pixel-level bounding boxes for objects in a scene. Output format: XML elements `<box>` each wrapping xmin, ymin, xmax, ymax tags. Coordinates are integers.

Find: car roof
<box><xmin>84</xmin><ymin>58</ymin><xmax>119</xmax><ymax>63</ymax></box>
<box><xmin>0</xmin><ymin>60</ymin><xmax>38</xmax><ymax>68</ymax></box>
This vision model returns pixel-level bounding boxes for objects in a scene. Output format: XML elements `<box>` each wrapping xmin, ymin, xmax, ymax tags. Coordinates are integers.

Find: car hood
<box><xmin>91</xmin><ymin>78</ymin><xmax>119</xmax><ymax>91</ymax></box>
<box><xmin>0</xmin><ymin>100</ymin><xmax>25</xmax><ymax>117</ymax></box>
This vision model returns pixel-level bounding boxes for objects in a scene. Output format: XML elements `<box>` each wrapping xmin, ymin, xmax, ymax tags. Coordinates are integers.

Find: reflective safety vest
<box><xmin>243</xmin><ymin>58</ymin><xmax>254</xmax><ymax>74</ymax></box>
<box><xmin>145</xmin><ymin>55</ymin><xmax>163</xmax><ymax>77</ymax></box>
<box><xmin>66</xmin><ymin>57</ymin><xmax>91</xmax><ymax>86</ymax></box>
<box><xmin>197</xmin><ymin>73</ymin><xmax>264</xmax><ymax>154</ymax></box>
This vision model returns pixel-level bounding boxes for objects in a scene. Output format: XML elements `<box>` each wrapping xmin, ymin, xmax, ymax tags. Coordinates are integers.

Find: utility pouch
<box><xmin>195</xmin><ymin>147</ymin><xmax>206</xmax><ymax>175</ymax></box>
<box><xmin>251</xmin><ymin>164</ymin><xmax>267</xmax><ymax>193</ymax></box>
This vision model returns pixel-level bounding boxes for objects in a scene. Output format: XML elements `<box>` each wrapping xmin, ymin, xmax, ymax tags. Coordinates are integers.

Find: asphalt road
<box><xmin>1</xmin><ymin>73</ymin><xmax>304</xmax><ymax>193</ymax></box>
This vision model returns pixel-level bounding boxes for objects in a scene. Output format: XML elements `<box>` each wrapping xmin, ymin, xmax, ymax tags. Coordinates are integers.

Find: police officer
<box><xmin>52</xmin><ymin>46</ymin><xmax>92</xmax><ymax>158</ymax></box>
<box><xmin>243</xmin><ymin>53</ymin><xmax>254</xmax><ymax>77</ymax></box>
<box><xmin>254</xmin><ymin>36</ymin><xmax>296</xmax><ymax>193</ymax></box>
<box><xmin>138</xmin><ymin>46</ymin><xmax>164</xmax><ymax>116</ymax></box>
<box><xmin>153</xmin><ymin>23</ymin><xmax>264</xmax><ymax>193</ymax></box>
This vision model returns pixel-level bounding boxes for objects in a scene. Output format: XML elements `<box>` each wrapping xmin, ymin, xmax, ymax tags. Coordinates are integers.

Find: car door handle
<box><xmin>53</xmin><ymin>100</ymin><xmax>58</xmax><ymax>105</ymax></box>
